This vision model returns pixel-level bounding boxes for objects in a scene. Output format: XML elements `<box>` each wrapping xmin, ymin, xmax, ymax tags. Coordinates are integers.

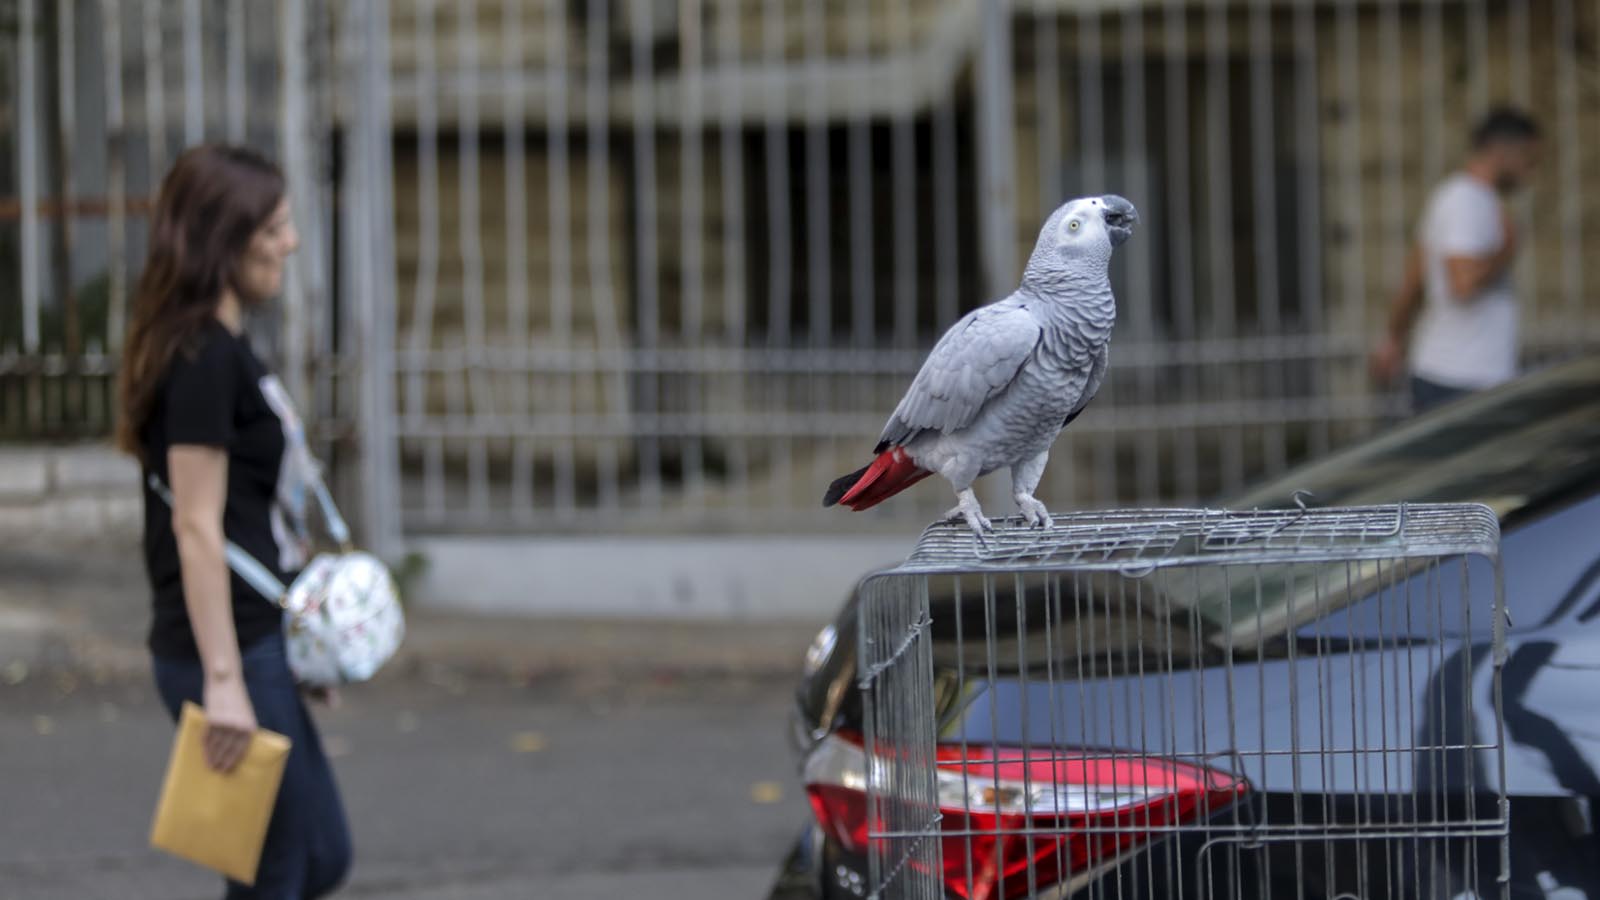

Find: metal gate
<box><xmin>6</xmin><ymin>2</ymin><xmax>1600</xmax><ymax>552</ymax></box>
<box><xmin>855</xmin><ymin>504</ymin><xmax>1508</xmax><ymax>899</ymax></box>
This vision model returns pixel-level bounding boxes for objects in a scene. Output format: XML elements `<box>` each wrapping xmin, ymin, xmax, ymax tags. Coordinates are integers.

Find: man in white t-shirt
<box><xmin>1371</xmin><ymin>108</ymin><xmax>1541</xmax><ymax>413</ymax></box>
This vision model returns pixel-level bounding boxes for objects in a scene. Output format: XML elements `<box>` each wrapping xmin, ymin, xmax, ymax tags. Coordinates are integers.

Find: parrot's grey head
<box><xmin>1025</xmin><ymin>194</ymin><xmax>1140</xmax><ymax>284</ymax></box>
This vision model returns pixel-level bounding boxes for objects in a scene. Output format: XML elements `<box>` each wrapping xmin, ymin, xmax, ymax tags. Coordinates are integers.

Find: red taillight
<box><xmin>803</xmin><ymin>733</ymin><xmax>1248</xmax><ymax>900</ymax></box>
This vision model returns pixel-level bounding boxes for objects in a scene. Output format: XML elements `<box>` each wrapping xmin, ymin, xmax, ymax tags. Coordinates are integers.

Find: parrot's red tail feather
<box><xmin>823</xmin><ymin>448</ymin><xmax>932</xmax><ymax>511</ymax></box>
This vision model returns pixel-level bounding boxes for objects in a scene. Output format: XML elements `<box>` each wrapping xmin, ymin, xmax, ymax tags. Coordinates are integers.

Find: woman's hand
<box><xmin>202</xmin><ymin>674</ymin><xmax>258</xmax><ymax>773</ymax></box>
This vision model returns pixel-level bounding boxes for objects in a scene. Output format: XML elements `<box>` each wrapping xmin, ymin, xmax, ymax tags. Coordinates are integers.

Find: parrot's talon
<box><xmin>1015</xmin><ymin>494</ymin><xmax>1053</xmax><ymax>530</ymax></box>
<box><xmin>948</xmin><ymin>488</ymin><xmax>993</xmax><ymax>539</ymax></box>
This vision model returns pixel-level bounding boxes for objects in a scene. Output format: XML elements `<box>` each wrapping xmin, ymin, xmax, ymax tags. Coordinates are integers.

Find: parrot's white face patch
<box><xmin>1053</xmin><ymin>197</ymin><xmax>1111</xmax><ymax>255</ymax></box>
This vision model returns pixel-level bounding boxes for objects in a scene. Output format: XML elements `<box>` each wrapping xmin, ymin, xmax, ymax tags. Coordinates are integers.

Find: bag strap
<box><xmin>146</xmin><ymin>473</ymin><xmax>291</xmax><ymax>607</ymax></box>
<box><xmin>311</xmin><ymin>476</ymin><xmax>353</xmax><ymax>551</ymax></box>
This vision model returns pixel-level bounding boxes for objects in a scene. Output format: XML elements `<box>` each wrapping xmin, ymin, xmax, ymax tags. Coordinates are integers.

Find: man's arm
<box><xmin>1370</xmin><ymin>242</ymin><xmax>1424</xmax><ymax>383</ymax></box>
<box><xmin>1442</xmin><ymin>204</ymin><xmax>1517</xmax><ymax>302</ymax></box>
<box><xmin>1387</xmin><ymin>242</ymin><xmax>1425</xmax><ymax>341</ymax></box>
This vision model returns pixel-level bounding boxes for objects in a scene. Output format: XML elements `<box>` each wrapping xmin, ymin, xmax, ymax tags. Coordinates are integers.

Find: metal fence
<box><xmin>5</xmin><ymin>1</ymin><xmax>1599</xmax><ymax>546</ymax></box>
<box><xmin>851</xmin><ymin>503</ymin><xmax>1508</xmax><ymax>899</ymax></box>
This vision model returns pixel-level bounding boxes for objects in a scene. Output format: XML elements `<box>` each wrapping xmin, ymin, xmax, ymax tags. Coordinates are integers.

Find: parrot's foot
<box><xmin>944</xmin><ymin>489</ymin><xmax>993</xmax><ymax>538</ymax></box>
<box><xmin>1015</xmin><ymin>493</ymin><xmax>1053</xmax><ymax>529</ymax></box>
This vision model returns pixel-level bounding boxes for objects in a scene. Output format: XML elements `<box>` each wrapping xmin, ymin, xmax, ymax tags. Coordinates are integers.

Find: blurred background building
<box><xmin>2</xmin><ymin>0</ymin><xmax>1598</xmax><ymax>616</ymax></box>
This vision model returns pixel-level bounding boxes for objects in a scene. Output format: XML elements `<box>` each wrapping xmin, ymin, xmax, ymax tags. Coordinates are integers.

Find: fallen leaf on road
<box><xmin>3</xmin><ymin>661</ymin><xmax>28</xmax><ymax>685</ymax></box>
<box><xmin>510</xmin><ymin>731</ymin><xmax>547</xmax><ymax>753</ymax></box>
<box><xmin>750</xmin><ymin>781</ymin><xmax>784</xmax><ymax>804</ymax></box>
<box><xmin>34</xmin><ymin>715</ymin><xmax>55</xmax><ymax>736</ymax></box>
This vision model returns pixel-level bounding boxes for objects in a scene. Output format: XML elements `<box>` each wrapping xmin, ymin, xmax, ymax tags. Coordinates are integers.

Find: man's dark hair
<box><xmin>1471</xmin><ymin>107</ymin><xmax>1540</xmax><ymax>149</ymax></box>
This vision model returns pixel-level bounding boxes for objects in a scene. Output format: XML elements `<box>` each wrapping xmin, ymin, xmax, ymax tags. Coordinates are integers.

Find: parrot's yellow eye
<box><xmin>1068</xmin><ymin>220</ymin><xmax>1080</xmax><ymax>231</ymax></box>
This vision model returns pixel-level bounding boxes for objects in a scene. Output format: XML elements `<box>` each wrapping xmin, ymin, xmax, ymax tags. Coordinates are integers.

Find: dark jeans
<box><xmin>152</xmin><ymin>633</ymin><xmax>352</xmax><ymax>900</ymax></box>
<box><xmin>1410</xmin><ymin>374</ymin><xmax>1473</xmax><ymax>415</ymax></box>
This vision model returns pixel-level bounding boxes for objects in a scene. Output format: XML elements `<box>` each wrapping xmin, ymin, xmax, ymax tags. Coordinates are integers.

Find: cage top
<box><xmin>894</xmin><ymin>503</ymin><xmax>1500</xmax><ymax>574</ymax></box>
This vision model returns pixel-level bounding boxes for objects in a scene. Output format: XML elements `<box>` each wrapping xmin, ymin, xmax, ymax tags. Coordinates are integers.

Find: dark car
<box><xmin>768</xmin><ymin>357</ymin><xmax>1600</xmax><ymax>900</ymax></box>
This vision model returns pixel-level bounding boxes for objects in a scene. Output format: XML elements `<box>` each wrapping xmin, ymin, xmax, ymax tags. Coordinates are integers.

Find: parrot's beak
<box><xmin>1101</xmin><ymin>195</ymin><xmax>1139</xmax><ymax>247</ymax></box>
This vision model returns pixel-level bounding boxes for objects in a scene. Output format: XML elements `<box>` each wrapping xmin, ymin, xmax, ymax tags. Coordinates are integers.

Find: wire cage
<box><xmin>852</xmin><ymin>503</ymin><xmax>1508</xmax><ymax>900</ymax></box>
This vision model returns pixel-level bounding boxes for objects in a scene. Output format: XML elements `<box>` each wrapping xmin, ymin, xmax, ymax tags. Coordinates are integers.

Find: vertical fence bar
<box><xmin>53</xmin><ymin>0</ymin><xmax>79</xmax><ymax>365</ymax></box>
<box><xmin>762</xmin><ymin>0</ymin><xmax>792</xmax><ymax>350</ymax></box>
<box><xmin>454</xmin><ymin>1</ymin><xmax>492</xmax><ymax>518</ymax></box>
<box><xmin>803</xmin><ymin>0</ymin><xmax>830</xmax><ymax>348</ymax></box>
<box><xmin>1249</xmin><ymin>0</ymin><xmax>1285</xmax><ymax>475</ymax></box>
<box><xmin>279</xmin><ymin>0</ymin><xmax>311</xmax><ymax>412</ymax></box>
<box><xmin>1554</xmin><ymin>0</ymin><xmax>1583</xmax><ymax>349</ymax></box>
<box><xmin>628</xmin><ymin>0</ymin><xmax>662</xmax><ymax>511</ymax></box>
<box><xmin>1082</xmin><ymin>6</ymin><xmax>1121</xmax><ymax>508</ymax></box>
<box><xmin>889</xmin><ymin>0</ymin><xmax>916</xmax><ymax>351</ymax></box>
<box><xmin>1377</xmin><ymin>0</ymin><xmax>1406</xmax><ymax>419</ymax></box>
<box><xmin>799</xmin><ymin>0</ymin><xmax>827</xmax><ymax>510</ymax></box>
<box><xmin>1335</xmin><ymin>0</ymin><xmax>1366</xmax><ymax>430</ymax></box>
<box><xmin>1077</xmin><ymin>9</ymin><xmax>1105</xmax><ymax>192</ymax></box>
<box><xmin>976</xmin><ymin>0</ymin><xmax>1017</xmax><ymax>300</ymax></box>
<box><xmin>716</xmin><ymin>0</ymin><xmax>750</xmax><ymax>514</ymax></box>
<box><xmin>405</xmin><ymin>0</ymin><xmax>443</xmax><ymax>521</ymax></box>
<box><xmin>225</xmin><ymin>0</ymin><xmax>245</xmax><ymax>142</ymax></box>
<box><xmin>718</xmin><ymin>0</ymin><xmax>747</xmax><ymax>347</ymax></box>
<box><xmin>1204</xmin><ymin>0</ymin><xmax>1240</xmax><ymax>496</ymax></box>
<box><xmin>142</xmin><ymin>0</ymin><xmax>167</xmax><ymax>173</ymax></box>
<box><xmin>1508</xmin><ymin>0</ymin><xmax>1530</xmax><ymax>107</ymax></box>
<box><xmin>1164</xmin><ymin>0</ymin><xmax>1199</xmax><ymax>502</ymax></box>
<box><xmin>932</xmin><ymin>64</ymin><xmax>958</xmax><ymax>333</ymax></box>
<box><xmin>1</xmin><ymin>9</ymin><xmax>12</xmax><ymax>431</ymax></box>
<box><xmin>344</xmin><ymin>0</ymin><xmax>401</xmax><ymax>559</ymax></box>
<box><xmin>847</xmin><ymin>0</ymin><xmax>875</xmax><ymax>350</ymax></box>
<box><xmin>181</xmin><ymin>0</ymin><xmax>203</xmax><ymax>145</ymax></box>
<box><xmin>1122</xmin><ymin>4</ymin><xmax>1158</xmax><ymax>506</ymax></box>
<box><xmin>679</xmin><ymin>0</ymin><xmax>707</xmax><ymax>509</ymax></box>
<box><xmin>502</xmin><ymin>0</ymin><xmax>533</xmax><ymax>520</ymax></box>
<box><xmin>762</xmin><ymin>0</ymin><xmax>792</xmax><ymax>511</ymax></box>
<box><xmin>1294</xmin><ymin>0</ymin><xmax>1328</xmax><ymax>458</ymax></box>
<box><xmin>1506</xmin><ymin>0</ymin><xmax>1536</xmax><ymax>344</ymax></box>
<box><xmin>545</xmin><ymin>0</ymin><xmax>576</xmax><ymax>518</ymax></box>
<box><xmin>1421</xmin><ymin>0</ymin><xmax>1445</xmax><ymax>189</ymax></box>
<box><xmin>1466</xmin><ymin>0</ymin><xmax>1489</xmax><ymax>123</ymax></box>
<box><xmin>1035</xmin><ymin>10</ymin><xmax>1062</xmax><ymax>213</ymax></box>
<box><xmin>19</xmin><ymin>0</ymin><xmax>41</xmax><ymax>357</ymax></box>
<box><xmin>103</xmin><ymin>0</ymin><xmax>128</xmax><ymax>350</ymax></box>
<box><xmin>584</xmin><ymin>0</ymin><xmax>624</xmax><ymax>513</ymax></box>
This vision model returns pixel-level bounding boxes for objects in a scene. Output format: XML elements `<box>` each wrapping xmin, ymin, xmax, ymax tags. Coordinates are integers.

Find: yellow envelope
<box><xmin>150</xmin><ymin>701</ymin><xmax>291</xmax><ymax>886</ymax></box>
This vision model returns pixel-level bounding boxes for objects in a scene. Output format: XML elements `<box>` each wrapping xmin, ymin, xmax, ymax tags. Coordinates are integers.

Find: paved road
<box><xmin>2</xmin><ymin>673</ymin><xmax>803</xmax><ymax>899</ymax></box>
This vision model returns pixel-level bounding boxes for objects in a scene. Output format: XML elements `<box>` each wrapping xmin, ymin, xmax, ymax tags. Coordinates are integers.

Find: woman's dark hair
<box><xmin>1471</xmin><ymin>107</ymin><xmax>1540</xmax><ymax>150</ymax></box>
<box><xmin>115</xmin><ymin>144</ymin><xmax>286</xmax><ymax>459</ymax></box>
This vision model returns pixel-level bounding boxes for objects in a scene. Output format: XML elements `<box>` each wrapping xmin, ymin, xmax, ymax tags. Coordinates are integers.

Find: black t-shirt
<box><xmin>141</xmin><ymin>321</ymin><xmax>296</xmax><ymax>659</ymax></box>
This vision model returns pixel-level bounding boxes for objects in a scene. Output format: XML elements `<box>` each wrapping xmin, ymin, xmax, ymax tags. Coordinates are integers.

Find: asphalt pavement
<box><xmin>3</xmin><ymin>673</ymin><xmax>804</xmax><ymax>899</ymax></box>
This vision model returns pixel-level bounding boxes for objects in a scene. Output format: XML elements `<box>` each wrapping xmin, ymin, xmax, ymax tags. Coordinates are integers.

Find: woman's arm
<box><xmin>168</xmin><ymin>444</ymin><xmax>257</xmax><ymax>772</ymax></box>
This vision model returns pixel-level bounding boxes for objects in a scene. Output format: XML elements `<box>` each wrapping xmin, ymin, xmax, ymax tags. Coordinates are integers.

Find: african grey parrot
<box><xmin>822</xmin><ymin>194</ymin><xmax>1138</xmax><ymax>536</ymax></box>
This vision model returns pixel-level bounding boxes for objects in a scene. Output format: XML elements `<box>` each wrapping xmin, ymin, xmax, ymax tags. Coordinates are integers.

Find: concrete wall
<box><xmin>0</xmin><ymin>445</ymin><xmax>141</xmax><ymax>545</ymax></box>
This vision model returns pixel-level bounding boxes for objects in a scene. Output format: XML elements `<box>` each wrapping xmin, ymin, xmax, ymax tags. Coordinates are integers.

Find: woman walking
<box><xmin>116</xmin><ymin>144</ymin><xmax>351</xmax><ymax>899</ymax></box>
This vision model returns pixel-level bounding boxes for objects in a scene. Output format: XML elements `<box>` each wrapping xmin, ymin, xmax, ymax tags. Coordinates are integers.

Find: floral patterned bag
<box><xmin>148</xmin><ymin>474</ymin><xmax>405</xmax><ymax>687</ymax></box>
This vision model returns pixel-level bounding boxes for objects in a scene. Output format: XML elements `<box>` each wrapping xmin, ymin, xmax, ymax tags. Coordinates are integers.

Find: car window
<box><xmin>1228</xmin><ymin>358</ymin><xmax>1600</xmax><ymax>521</ymax></box>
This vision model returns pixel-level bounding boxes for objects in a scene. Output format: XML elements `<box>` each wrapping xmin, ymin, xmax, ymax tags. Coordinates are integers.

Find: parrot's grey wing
<box><xmin>875</xmin><ymin>303</ymin><xmax>1042</xmax><ymax>451</ymax></box>
<box><xmin>1060</xmin><ymin>346</ymin><xmax>1109</xmax><ymax>428</ymax></box>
